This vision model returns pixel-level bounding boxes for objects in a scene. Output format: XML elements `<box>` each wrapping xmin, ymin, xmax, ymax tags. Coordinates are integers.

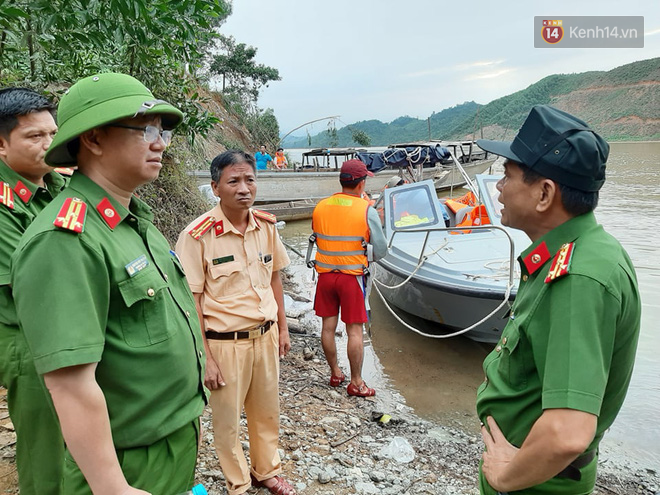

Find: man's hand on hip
<box><xmin>481</xmin><ymin>416</ymin><xmax>519</xmax><ymax>492</ymax></box>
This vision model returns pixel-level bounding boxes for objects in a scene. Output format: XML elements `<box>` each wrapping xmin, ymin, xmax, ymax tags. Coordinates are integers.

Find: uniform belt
<box><xmin>206</xmin><ymin>321</ymin><xmax>274</xmax><ymax>341</ymax></box>
<box><xmin>555</xmin><ymin>450</ymin><xmax>597</xmax><ymax>481</ymax></box>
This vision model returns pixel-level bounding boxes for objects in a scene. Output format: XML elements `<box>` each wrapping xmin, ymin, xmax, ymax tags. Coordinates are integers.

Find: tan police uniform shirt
<box><xmin>176</xmin><ymin>203</ymin><xmax>290</xmax><ymax>333</ymax></box>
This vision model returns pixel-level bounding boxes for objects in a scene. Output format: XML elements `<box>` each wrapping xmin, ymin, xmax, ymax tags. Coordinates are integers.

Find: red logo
<box><xmin>542</xmin><ymin>20</ymin><xmax>564</xmax><ymax>44</ymax></box>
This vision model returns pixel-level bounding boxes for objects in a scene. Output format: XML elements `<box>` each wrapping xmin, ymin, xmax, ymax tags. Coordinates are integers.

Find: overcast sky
<box><xmin>219</xmin><ymin>0</ymin><xmax>660</xmax><ymax>138</ymax></box>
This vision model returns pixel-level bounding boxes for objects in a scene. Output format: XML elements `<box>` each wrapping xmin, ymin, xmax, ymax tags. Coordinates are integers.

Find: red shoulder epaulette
<box><xmin>253</xmin><ymin>209</ymin><xmax>277</xmax><ymax>224</ymax></box>
<box><xmin>52</xmin><ymin>167</ymin><xmax>74</xmax><ymax>177</ymax></box>
<box><xmin>545</xmin><ymin>242</ymin><xmax>575</xmax><ymax>283</ymax></box>
<box><xmin>53</xmin><ymin>197</ymin><xmax>87</xmax><ymax>233</ymax></box>
<box><xmin>188</xmin><ymin>215</ymin><xmax>215</xmax><ymax>240</ymax></box>
<box><xmin>0</xmin><ymin>182</ymin><xmax>15</xmax><ymax>210</ymax></box>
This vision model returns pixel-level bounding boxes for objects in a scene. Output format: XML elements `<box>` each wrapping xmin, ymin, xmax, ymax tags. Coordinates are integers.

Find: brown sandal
<box><xmin>251</xmin><ymin>474</ymin><xmax>297</xmax><ymax>495</ymax></box>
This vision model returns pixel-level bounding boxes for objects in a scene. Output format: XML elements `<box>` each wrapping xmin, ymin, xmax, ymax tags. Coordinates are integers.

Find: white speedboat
<box><xmin>372</xmin><ymin>175</ymin><xmax>529</xmax><ymax>344</ymax></box>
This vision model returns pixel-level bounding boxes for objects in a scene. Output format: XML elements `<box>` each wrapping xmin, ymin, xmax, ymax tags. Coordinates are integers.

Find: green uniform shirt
<box><xmin>476</xmin><ymin>212</ymin><xmax>641</xmax><ymax>494</ymax></box>
<box><xmin>0</xmin><ymin>160</ymin><xmax>66</xmax><ymax>327</ymax></box>
<box><xmin>11</xmin><ymin>172</ymin><xmax>206</xmax><ymax>449</ymax></box>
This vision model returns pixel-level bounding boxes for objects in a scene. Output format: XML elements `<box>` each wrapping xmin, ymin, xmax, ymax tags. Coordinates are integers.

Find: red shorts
<box><xmin>314</xmin><ymin>272</ymin><xmax>368</xmax><ymax>324</ymax></box>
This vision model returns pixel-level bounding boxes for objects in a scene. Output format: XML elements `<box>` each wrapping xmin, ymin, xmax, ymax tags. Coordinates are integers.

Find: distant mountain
<box><xmin>282</xmin><ymin>57</ymin><xmax>660</xmax><ymax>147</ymax></box>
<box><xmin>282</xmin><ymin>102</ymin><xmax>480</xmax><ymax>148</ymax></box>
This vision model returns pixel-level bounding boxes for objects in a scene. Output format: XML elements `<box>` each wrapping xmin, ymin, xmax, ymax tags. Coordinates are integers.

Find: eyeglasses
<box><xmin>107</xmin><ymin>124</ymin><xmax>173</xmax><ymax>146</ymax></box>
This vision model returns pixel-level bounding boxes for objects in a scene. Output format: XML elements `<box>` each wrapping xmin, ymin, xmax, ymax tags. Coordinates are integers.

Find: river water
<box><xmin>277</xmin><ymin>142</ymin><xmax>660</xmax><ymax>472</ymax></box>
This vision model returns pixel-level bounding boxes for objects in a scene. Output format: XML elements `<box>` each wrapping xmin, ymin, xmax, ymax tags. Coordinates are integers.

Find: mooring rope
<box><xmin>371</xmin><ymin>239</ymin><xmax>448</xmax><ymax>290</ymax></box>
<box><xmin>372</xmin><ymin>276</ymin><xmax>514</xmax><ymax>339</ymax></box>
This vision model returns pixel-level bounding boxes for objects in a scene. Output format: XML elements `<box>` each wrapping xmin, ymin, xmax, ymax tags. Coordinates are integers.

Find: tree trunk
<box><xmin>0</xmin><ymin>31</ymin><xmax>6</xmax><ymax>77</ymax></box>
<box><xmin>26</xmin><ymin>19</ymin><xmax>36</xmax><ymax>80</ymax></box>
<box><xmin>129</xmin><ymin>48</ymin><xmax>135</xmax><ymax>76</ymax></box>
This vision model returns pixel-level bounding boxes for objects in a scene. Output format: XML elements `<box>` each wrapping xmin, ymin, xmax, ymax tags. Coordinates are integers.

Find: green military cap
<box><xmin>46</xmin><ymin>72</ymin><xmax>184</xmax><ymax>167</ymax></box>
<box><xmin>477</xmin><ymin>105</ymin><xmax>609</xmax><ymax>192</ymax></box>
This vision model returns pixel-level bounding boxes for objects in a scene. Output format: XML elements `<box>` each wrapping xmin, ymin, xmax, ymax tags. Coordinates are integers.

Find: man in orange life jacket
<box><xmin>308</xmin><ymin>159</ymin><xmax>387</xmax><ymax>397</ymax></box>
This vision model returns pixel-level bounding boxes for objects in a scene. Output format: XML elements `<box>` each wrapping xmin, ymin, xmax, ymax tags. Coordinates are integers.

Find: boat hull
<box><xmin>373</xmin><ymin>259</ymin><xmax>513</xmax><ymax>344</ymax></box>
<box><xmin>434</xmin><ymin>159</ymin><xmax>495</xmax><ymax>191</ymax></box>
<box><xmin>191</xmin><ymin>159</ymin><xmax>494</xmax><ymax>202</ymax></box>
<box><xmin>257</xmin><ymin>199</ymin><xmax>316</xmax><ymax>222</ymax></box>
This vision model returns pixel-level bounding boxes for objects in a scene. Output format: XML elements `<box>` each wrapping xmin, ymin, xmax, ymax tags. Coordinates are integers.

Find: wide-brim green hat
<box><xmin>46</xmin><ymin>72</ymin><xmax>184</xmax><ymax>167</ymax></box>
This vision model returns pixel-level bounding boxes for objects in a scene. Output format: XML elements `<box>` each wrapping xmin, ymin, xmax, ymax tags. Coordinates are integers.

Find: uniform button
<box><xmin>164</xmin><ymin>273</ymin><xmax>168</xmax><ymax>281</ymax></box>
<box><xmin>198</xmin><ymin>350</ymin><xmax>203</xmax><ymax>358</ymax></box>
<box><xmin>185</xmin><ymin>311</ymin><xmax>191</xmax><ymax>318</ymax></box>
<box><xmin>502</xmin><ymin>337</ymin><xmax>508</xmax><ymax>345</ymax></box>
<box><xmin>522</xmin><ymin>274</ymin><xmax>528</xmax><ymax>281</ymax></box>
<box><xmin>147</xmin><ymin>288</ymin><xmax>155</xmax><ymax>297</ymax></box>
<box><xmin>484</xmin><ymin>376</ymin><xmax>488</xmax><ymax>383</ymax></box>
<box><xmin>495</xmin><ymin>345</ymin><xmax>502</xmax><ymax>352</ymax></box>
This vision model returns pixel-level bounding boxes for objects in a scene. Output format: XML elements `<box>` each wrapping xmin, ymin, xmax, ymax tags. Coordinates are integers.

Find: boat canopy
<box><xmin>357</xmin><ymin>144</ymin><xmax>451</xmax><ymax>173</ymax></box>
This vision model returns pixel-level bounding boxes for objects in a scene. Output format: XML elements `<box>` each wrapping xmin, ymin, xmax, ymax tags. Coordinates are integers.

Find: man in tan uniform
<box><xmin>176</xmin><ymin>150</ymin><xmax>296</xmax><ymax>495</ymax></box>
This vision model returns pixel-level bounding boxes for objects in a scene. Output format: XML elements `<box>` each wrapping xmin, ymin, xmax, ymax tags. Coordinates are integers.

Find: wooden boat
<box><xmin>191</xmin><ymin>142</ymin><xmax>495</xmax><ymax>203</ymax></box>
<box><xmin>198</xmin><ymin>185</ymin><xmax>317</xmax><ymax>222</ymax></box>
<box><xmin>257</xmin><ymin>199</ymin><xmax>317</xmax><ymax>222</ymax></box>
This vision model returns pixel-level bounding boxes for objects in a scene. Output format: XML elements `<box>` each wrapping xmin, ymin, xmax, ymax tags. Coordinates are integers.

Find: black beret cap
<box><xmin>477</xmin><ymin>105</ymin><xmax>609</xmax><ymax>192</ymax></box>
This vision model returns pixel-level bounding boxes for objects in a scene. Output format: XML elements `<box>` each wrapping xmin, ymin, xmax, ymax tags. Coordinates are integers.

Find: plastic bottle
<box><xmin>177</xmin><ymin>484</ymin><xmax>208</xmax><ymax>495</ymax></box>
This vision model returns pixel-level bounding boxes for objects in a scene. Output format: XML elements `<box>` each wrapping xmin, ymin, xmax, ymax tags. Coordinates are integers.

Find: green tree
<box><xmin>244</xmin><ymin>108</ymin><xmax>280</xmax><ymax>150</ymax></box>
<box><xmin>0</xmin><ymin>0</ymin><xmax>230</xmax><ymax>141</ymax></box>
<box><xmin>210</xmin><ymin>35</ymin><xmax>280</xmax><ymax>106</ymax></box>
<box><xmin>326</xmin><ymin>122</ymin><xmax>338</xmax><ymax>147</ymax></box>
<box><xmin>350</xmin><ymin>129</ymin><xmax>371</xmax><ymax>146</ymax></box>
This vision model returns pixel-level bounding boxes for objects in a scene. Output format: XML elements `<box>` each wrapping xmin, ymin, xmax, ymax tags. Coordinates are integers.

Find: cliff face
<box><xmin>191</xmin><ymin>90</ymin><xmax>257</xmax><ymax>165</ymax></box>
<box><xmin>453</xmin><ymin>57</ymin><xmax>660</xmax><ymax>142</ymax></box>
<box><xmin>550</xmin><ymin>81</ymin><xmax>660</xmax><ymax>140</ymax></box>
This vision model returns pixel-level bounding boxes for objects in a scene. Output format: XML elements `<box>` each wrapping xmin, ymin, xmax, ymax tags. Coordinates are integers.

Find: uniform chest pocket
<box><xmin>118</xmin><ymin>267</ymin><xmax>170</xmax><ymax>347</ymax></box>
<box><xmin>498</xmin><ymin>325</ymin><xmax>529</xmax><ymax>390</ymax></box>
<box><xmin>256</xmin><ymin>256</ymin><xmax>273</xmax><ymax>288</ymax></box>
<box><xmin>208</xmin><ymin>260</ymin><xmax>249</xmax><ymax>298</ymax></box>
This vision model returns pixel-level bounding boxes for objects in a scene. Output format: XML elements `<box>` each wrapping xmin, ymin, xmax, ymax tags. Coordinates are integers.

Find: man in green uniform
<box><xmin>10</xmin><ymin>73</ymin><xmax>206</xmax><ymax>495</ymax></box>
<box><xmin>0</xmin><ymin>88</ymin><xmax>65</xmax><ymax>494</ymax></box>
<box><xmin>475</xmin><ymin>105</ymin><xmax>641</xmax><ymax>494</ymax></box>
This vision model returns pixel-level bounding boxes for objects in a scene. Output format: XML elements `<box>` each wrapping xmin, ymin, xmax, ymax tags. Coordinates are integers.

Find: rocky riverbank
<box><xmin>193</xmin><ymin>260</ymin><xmax>659</xmax><ymax>495</ymax></box>
<box><xmin>0</xmin><ymin>259</ymin><xmax>658</xmax><ymax>494</ymax></box>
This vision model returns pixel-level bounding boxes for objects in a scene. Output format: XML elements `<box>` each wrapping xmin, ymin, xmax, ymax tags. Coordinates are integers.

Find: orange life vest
<box><xmin>451</xmin><ymin>204</ymin><xmax>491</xmax><ymax>234</ymax></box>
<box><xmin>444</xmin><ymin>190</ymin><xmax>478</xmax><ymax>214</ymax></box>
<box><xmin>312</xmin><ymin>193</ymin><xmax>370</xmax><ymax>275</ymax></box>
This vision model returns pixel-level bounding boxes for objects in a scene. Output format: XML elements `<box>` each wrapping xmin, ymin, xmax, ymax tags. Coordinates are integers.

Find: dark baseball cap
<box><xmin>477</xmin><ymin>105</ymin><xmax>609</xmax><ymax>192</ymax></box>
<box><xmin>340</xmin><ymin>159</ymin><xmax>374</xmax><ymax>181</ymax></box>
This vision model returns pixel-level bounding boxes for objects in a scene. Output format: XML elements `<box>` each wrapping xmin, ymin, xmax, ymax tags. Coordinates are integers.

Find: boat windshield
<box><xmin>388</xmin><ymin>184</ymin><xmax>439</xmax><ymax>230</ymax></box>
<box><xmin>476</xmin><ymin>176</ymin><xmax>503</xmax><ymax>221</ymax></box>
